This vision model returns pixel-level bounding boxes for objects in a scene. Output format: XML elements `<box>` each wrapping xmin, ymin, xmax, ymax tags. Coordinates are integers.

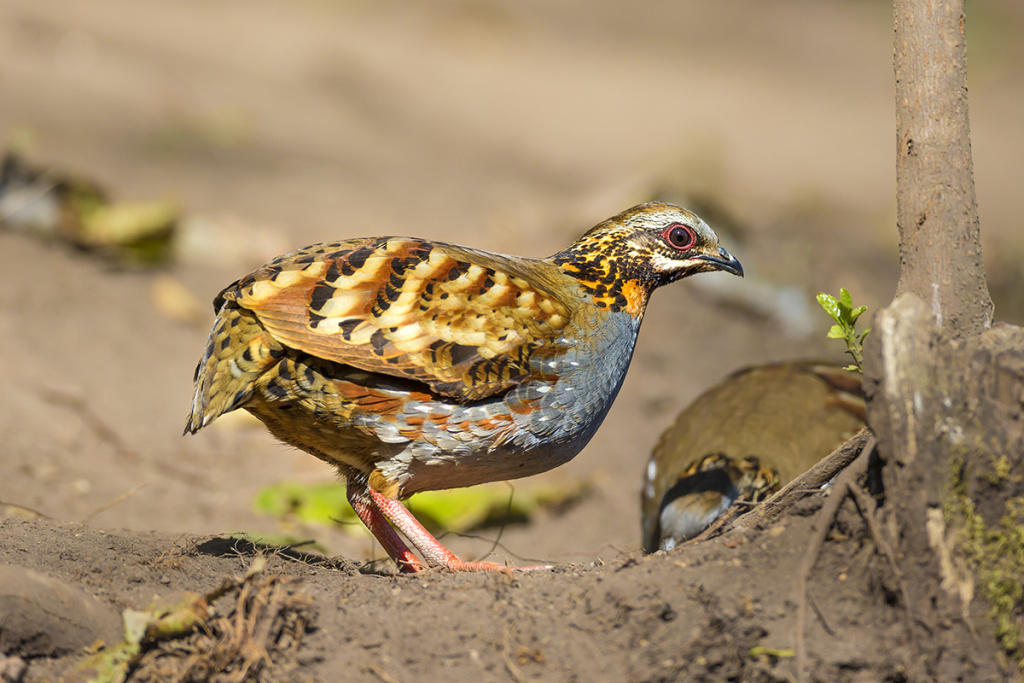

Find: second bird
<box><xmin>185</xmin><ymin>202</ymin><xmax>742</xmax><ymax>573</ymax></box>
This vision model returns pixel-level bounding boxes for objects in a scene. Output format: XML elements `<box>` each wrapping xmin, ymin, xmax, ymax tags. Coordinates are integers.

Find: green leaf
<box><xmin>407</xmin><ymin>480</ymin><xmax>592</xmax><ymax>532</ymax></box>
<box><xmin>839</xmin><ymin>287</ymin><xmax>852</xmax><ymax>309</ymax></box>
<box><xmin>818</xmin><ymin>288</ymin><xmax>869</xmax><ymax>374</ymax></box>
<box><xmin>406</xmin><ymin>487</ymin><xmax>523</xmax><ymax>532</ymax></box>
<box><xmin>816</xmin><ymin>293</ymin><xmax>841</xmax><ymax>323</ymax></box>
<box><xmin>253</xmin><ymin>481</ymin><xmax>355</xmax><ymax>526</ymax></box>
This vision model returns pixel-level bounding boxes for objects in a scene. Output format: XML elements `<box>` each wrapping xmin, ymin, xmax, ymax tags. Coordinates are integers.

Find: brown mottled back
<box><xmin>217</xmin><ymin>236</ymin><xmax>576</xmax><ymax>402</ymax></box>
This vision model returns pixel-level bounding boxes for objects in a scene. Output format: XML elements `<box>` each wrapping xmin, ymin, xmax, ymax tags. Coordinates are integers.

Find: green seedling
<box><xmin>817</xmin><ymin>288</ymin><xmax>870</xmax><ymax>372</ymax></box>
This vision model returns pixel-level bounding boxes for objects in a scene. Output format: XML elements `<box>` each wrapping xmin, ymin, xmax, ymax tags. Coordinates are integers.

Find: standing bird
<box><xmin>185</xmin><ymin>202</ymin><xmax>742</xmax><ymax>573</ymax></box>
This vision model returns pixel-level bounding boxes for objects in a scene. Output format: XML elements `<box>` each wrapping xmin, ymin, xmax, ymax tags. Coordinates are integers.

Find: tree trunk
<box><xmin>861</xmin><ymin>0</ymin><xmax>1023</xmax><ymax>677</ymax></box>
<box><xmin>892</xmin><ymin>0</ymin><xmax>991</xmax><ymax>334</ymax></box>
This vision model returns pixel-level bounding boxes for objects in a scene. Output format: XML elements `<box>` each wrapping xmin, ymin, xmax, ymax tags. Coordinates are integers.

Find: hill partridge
<box><xmin>641</xmin><ymin>361</ymin><xmax>865</xmax><ymax>553</ymax></box>
<box><xmin>185</xmin><ymin>202</ymin><xmax>742</xmax><ymax>572</ymax></box>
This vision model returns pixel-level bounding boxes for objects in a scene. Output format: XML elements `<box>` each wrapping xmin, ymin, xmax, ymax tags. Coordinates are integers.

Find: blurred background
<box><xmin>1</xmin><ymin>0</ymin><xmax>1021</xmax><ymax>565</ymax></box>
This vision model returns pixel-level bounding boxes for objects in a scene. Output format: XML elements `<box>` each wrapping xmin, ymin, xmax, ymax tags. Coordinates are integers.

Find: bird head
<box><xmin>551</xmin><ymin>202</ymin><xmax>743</xmax><ymax>315</ymax></box>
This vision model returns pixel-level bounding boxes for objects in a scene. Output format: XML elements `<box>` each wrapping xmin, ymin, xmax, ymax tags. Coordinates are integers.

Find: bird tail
<box><xmin>184</xmin><ymin>303</ymin><xmax>282</xmax><ymax>434</ymax></box>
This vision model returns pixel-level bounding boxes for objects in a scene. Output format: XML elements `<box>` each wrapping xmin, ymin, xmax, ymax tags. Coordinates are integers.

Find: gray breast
<box><xmin>377</xmin><ymin>307</ymin><xmax>643</xmax><ymax>494</ymax></box>
<box><xmin>515</xmin><ymin>308</ymin><xmax>641</xmax><ymax>451</ymax></box>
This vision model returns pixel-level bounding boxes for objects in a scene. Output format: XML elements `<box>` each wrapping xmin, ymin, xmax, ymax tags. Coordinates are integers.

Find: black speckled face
<box><xmin>550</xmin><ymin>202</ymin><xmax>742</xmax><ymax>316</ymax></box>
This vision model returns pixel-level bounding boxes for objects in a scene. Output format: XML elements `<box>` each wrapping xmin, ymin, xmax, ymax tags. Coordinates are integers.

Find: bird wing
<box><xmin>218</xmin><ymin>236</ymin><xmax>575</xmax><ymax>401</ymax></box>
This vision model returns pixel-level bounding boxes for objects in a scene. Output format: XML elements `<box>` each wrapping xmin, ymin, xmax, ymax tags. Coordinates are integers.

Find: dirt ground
<box><xmin>1</xmin><ymin>1</ymin><xmax>1023</xmax><ymax>680</ymax></box>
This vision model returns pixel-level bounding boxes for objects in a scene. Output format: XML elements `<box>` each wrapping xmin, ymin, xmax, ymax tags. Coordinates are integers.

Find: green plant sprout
<box><xmin>816</xmin><ymin>288</ymin><xmax>870</xmax><ymax>373</ymax></box>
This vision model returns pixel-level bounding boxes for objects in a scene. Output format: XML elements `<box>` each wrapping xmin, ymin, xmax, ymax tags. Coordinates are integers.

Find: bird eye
<box><xmin>663</xmin><ymin>224</ymin><xmax>696</xmax><ymax>250</ymax></box>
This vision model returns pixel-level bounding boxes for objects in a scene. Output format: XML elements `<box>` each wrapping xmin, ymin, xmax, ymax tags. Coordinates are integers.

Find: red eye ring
<box><xmin>663</xmin><ymin>223</ymin><xmax>696</xmax><ymax>251</ymax></box>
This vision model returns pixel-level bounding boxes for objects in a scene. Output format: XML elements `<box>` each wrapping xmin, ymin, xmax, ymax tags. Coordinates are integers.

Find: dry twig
<box><xmin>130</xmin><ymin>559</ymin><xmax>313</xmax><ymax>682</ymax></box>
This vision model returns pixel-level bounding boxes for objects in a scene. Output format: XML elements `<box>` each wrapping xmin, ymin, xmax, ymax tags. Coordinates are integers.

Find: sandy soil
<box><xmin>1</xmin><ymin>1</ymin><xmax>1022</xmax><ymax>680</ymax></box>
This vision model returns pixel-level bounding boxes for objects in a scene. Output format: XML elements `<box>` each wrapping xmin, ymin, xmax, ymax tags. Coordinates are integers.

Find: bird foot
<box><xmin>367</xmin><ymin>488</ymin><xmax>551</xmax><ymax>574</ymax></box>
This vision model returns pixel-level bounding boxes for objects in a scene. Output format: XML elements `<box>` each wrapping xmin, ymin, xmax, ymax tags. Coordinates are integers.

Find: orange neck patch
<box><xmin>618</xmin><ymin>280</ymin><xmax>650</xmax><ymax>318</ymax></box>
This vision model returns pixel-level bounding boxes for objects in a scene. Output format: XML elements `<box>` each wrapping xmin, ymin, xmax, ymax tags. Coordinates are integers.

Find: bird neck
<box><xmin>548</xmin><ymin>236</ymin><xmax>653</xmax><ymax>318</ymax></box>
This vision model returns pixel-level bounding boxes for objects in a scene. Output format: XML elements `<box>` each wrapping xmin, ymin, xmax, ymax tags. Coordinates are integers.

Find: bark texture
<box><xmin>893</xmin><ymin>0</ymin><xmax>992</xmax><ymax>334</ymax></box>
<box><xmin>860</xmin><ymin>0</ymin><xmax>1021</xmax><ymax>677</ymax></box>
<box><xmin>866</xmin><ymin>297</ymin><xmax>1021</xmax><ymax>679</ymax></box>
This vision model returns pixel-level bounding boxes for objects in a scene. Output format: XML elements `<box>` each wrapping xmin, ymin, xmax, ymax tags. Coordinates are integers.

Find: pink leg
<box><xmin>347</xmin><ymin>485</ymin><xmax>423</xmax><ymax>573</ymax></box>
<box><xmin>368</xmin><ymin>488</ymin><xmax>550</xmax><ymax>573</ymax></box>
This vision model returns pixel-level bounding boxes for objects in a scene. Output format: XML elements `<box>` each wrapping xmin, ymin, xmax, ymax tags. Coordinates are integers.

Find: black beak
<box><xmin>698</xmin><ymin>246</ymin><xmax>743</xmax><ymax>277</ymax></box>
